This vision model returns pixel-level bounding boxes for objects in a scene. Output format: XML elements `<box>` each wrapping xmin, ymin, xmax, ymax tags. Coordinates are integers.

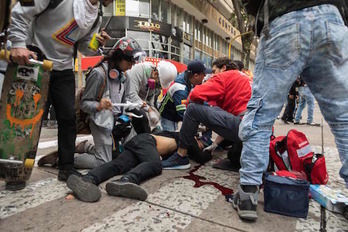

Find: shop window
<box><xmin>195</xmin><ymin>49</ymin><xmax>201</xmax><ymax>60</ymax></box>
<box><xmin>151</xmin><ymin>34</ymin><xmax>169</xmax><ymax>59</ymax></box>
<box><xmin>183</xmin><ymin>44</ymin><xmax>191</xmax><ymax>65</ymax></box>
<box><xmin>151</xmin><ymin>0</ymin><xmax>160</xmax><ymax>20</ymax></box>
<box><xmin>127</xmin><ymin>30</ymin><xmax>150</xmax><ymax>51</ymax></box>
<box><xmin>126</xmin><ymin>0</ymin><xmax>149</xmax><ymax>18</ymax></box>
<box><xmin>103</xmin><ymin>2</ymin><xmax>113</xmax><ymax>16</ymax></box>
<box><xmin>161</xmin><ymin>0</ymin><xmax>170</xmax><ymax>23</ymax></box>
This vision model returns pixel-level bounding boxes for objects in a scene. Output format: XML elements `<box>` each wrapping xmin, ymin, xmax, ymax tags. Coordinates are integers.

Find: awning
<box><xmin>80</xmin><ymin>56</ymin><xmax>187</xmax><ymax>73</ymax></box>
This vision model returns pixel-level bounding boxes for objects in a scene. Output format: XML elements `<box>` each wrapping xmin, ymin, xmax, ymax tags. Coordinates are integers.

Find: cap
<box><xmin>187</xmin><ymin>59</ymin><xmax>212</xmax><ymax>75</ymax></box>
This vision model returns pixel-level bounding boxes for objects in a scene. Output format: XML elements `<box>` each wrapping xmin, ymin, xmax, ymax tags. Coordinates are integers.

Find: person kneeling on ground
<box><xmin>162</xmin><ymin>68</ymin><xmax>252</xmax><ymax>170</ymax></box>
<box><xmin>66</xmin><ymin>130</ymin><xmax>212</xmax><ymax>202</ymax></box>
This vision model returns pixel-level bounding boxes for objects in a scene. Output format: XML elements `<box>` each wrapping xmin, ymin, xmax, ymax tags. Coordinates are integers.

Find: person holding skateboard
<box><xmin>8</xmin><ymin>0</ymin><xmax>113</xmax><ymax>181</ymax></box>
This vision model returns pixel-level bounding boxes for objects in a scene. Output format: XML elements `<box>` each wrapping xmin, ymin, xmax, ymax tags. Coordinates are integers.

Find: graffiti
<box><xmin>6</xmin><ymin>104</ymin><xmax>43</xmax><ymax>138</ymax></box>
<box><xmin>9</xmin><ymin>82</ymin><xmax>40</xmax><ymax>96</ymax></box>
<box><xmin>6</xmin><ymin>87</ymin><xmax>43</xmax><ymax>138</ymax></box>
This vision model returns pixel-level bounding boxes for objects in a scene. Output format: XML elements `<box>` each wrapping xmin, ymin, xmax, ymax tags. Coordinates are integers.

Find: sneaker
<box><xmin>75</xmin><ymin>140</ymin><xmax>88</xmax><ymax>154</ymax></box>
<box><xmin>67</xmin><ymin>174</ymin><xmax>101</xmax><ymax>202</ymax></box>
<box><xmin>232</xmin><ymin>185</ymin><xmax>259</xmax><ymax>221</ymax></box>
<box><xmin>307</xmin><ymin>122</ymin><xmax>320</xmax><ymax>126</ymax></box>
<box><xmin>161</xmin><ymin>152</ymin><xmax>191</xmax><ymax>170</ymax></box>
<box><xmin>106</xmin><ymin>178</ymin><xmax>147</xmax><ymax>201</ymax></box>
<box><xmin>58</xmin><ymin>168</ymin><xmax>82</xmax><ymax>181</ymax></box>
<box><xmin>38</xmin><ymin>151</ymin><xmax>58</xmax><ymax>167</ymax></box>
<box><xmin>294</xmin><ymin>121</ymin><xmax>300</xmax><ymax>125</ymax></box>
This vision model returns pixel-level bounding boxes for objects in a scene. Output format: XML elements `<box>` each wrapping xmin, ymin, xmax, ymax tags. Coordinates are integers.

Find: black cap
<box><xmin>187</xmin><ymin>59</ymin><xmax>212</xmax><ymax>74</ymax></box>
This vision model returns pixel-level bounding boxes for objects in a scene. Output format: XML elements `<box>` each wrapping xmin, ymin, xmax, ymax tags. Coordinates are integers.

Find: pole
<box><xmin>228</xmin><ymin>31</ymin><xmax>253</xmax><ymax>58</ymax></box>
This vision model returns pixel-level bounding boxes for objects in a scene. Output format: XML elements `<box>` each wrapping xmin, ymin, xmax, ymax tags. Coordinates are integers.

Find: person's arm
<box><xmin>9</xmin><ymin>1</ymin><xmax>51</xmax><ymax>64</ymax></box>
<box><xmin>80</xmin><ymin>68</ymin><xmax>109</xmax><ymax>114</ymax></box>
<box><xmin>128</xmin><ymin>65</ymin><xmax>147</xmax><ymax>106</ymax></box>
<box><xmin>172</xmin><ymin>89</ymin><xmax>188</xmax><ymax>120</ymax></box>
<box><xmin>203</xmin><ymin>135</ymin><xmax>224</xmax><ymax>152</ymax></box>
<box><xmin>189</xmin><ymin>76</ymin><xmax>225</xmax><ymax>104</ymax></box>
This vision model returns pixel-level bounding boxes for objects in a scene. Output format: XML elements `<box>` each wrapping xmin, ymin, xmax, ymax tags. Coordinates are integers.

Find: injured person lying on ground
<box><xmin>66</xmin><ymin>130</ymin><xmax>214</xmax><ymax>203</ymax></box>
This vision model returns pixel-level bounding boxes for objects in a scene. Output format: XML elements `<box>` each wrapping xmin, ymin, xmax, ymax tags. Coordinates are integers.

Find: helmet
<box><xmin>157</xmin><ymin>61</ymin><xmax>177</xmax><ymax>88</ymax></box>
<box><xmin>112</xmin><ymin>37</ymin><xmax>146</xmax><ymax>63</ymax></box>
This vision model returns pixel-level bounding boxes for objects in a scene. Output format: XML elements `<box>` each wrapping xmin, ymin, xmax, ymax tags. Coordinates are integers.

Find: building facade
<box><xmin>101</xmin><ymin>0</ymin><xmax>255</xmax><ymax>69</ymax></box>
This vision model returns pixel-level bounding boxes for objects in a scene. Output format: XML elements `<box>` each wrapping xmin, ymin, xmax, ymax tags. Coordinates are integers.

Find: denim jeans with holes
<box><xmin>239</xmin><ymin>4</ymin><xmax>348</xmax><ymax>188</ymax></box>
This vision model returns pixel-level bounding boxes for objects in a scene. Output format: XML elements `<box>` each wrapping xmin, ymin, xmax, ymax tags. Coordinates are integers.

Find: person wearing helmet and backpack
<box><xmin>8</xmin><ymin>0</ymin><xmax>114</xmax><ymax>182</ymax></box>
<box><xmin>126</xmin><ymin>60</ymin><xmax>177</xmax><ymax>133</ymax></box>
<box><xmin>38</xmin><ymin>37</ymin><xmax>145</xmax><ymax>169</ymax></box>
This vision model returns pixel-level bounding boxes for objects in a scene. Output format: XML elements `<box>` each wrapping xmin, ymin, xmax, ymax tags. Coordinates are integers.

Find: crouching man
<box><xmin>66</xmin><ymin>131</ymin><xmax>212</xmax><ymax>202</ymax></box>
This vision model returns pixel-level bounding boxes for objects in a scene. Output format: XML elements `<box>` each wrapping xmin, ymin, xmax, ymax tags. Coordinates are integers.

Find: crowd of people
<box><xmin>3</xmin><ymin>0</ymin><xmax>347</xmax><ymax>223</ymax></box>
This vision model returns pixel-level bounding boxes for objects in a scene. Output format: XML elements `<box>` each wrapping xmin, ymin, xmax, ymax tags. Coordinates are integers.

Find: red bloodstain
<box><xmin>183</xmin><ymin>165</ymin><xmax>234</xmax><ymax>196</ymax></box>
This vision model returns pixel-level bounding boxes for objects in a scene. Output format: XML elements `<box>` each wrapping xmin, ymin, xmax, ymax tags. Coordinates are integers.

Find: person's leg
<box><xmin>73</xmin><ymin>120</ymin><xmax>113</xmax><ymax>169</ymax></box>
<box><xmin>67</xmin><ymin>149</ymin><xmax>138</xmax><ymax>202</ymax></box>
<box><xmin>121</xmin><ymin>133</ymin><xmax>162</xmax><ymax>184</ymax></box>
<box><xmin>281</xmin><ymin>97</ymin><xmax>291</xmax><ymax>123</ymax></box>
<box><xmin>50</xmin><ymin>70</ymin><xmax>79</xmax><ymax>181</ymax></box>
<box><xmin>129</xmin><ymin>108</ymin><xmax>151</xmax><ymax>134</ymax></box>
<box><xmin>237</xmin><ymin>7</ymin><xmax>313</xmax><ymax>220</ymax></box>
<box><xmin>294</xmin><ymin>87</ymin><xmax>306</xmax><ymax>123</ymax></box>
<box><xmin>304</xmin><ymin>87</ymin><xmax>315</xmax><ymax>123</ymax></box>
<box><xmin>179</xmin><ymin>104</ymin><xmax>241</xmax><ymax>149</ymax></box>
<box><xmin>300</xmin><ymin>4</ymin><xmax>348</xmax><ymax>187</ymax></box>
<box><xmin>105</xmin><ymin>133</ymin><xmax>161</xmax><ymax>201</ymax></box>
<box><xmin>287</xmin><ymin>97</ymin><xmax>296</xmax><ymax>122</ymax></box>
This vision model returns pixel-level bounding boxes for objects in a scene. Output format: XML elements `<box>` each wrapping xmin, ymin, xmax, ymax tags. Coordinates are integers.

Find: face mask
<box><xmin>148</xmin><ymin>79</ymin><xmax>155</xmax><ymax>89</ymax></box>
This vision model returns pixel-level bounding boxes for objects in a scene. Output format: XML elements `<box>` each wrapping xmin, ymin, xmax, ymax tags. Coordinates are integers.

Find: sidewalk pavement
<box><xmin>0</xmin><ymin>103</ymin><xmax>347</xmax><ymax>231</ymax></box>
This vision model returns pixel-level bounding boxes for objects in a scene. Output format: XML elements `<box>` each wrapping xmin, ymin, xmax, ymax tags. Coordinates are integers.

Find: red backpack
<box><xmin>269</xmin><ymin>129</ymin><xmax>328</xmax><ymax>185</ymax></box>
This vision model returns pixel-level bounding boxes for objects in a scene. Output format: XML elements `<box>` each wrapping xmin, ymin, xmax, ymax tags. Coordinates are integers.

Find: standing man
<box><xmin>294</xmin><ymin>77</ymin><xmax>319</xmax><ymax>126</ymax></box>
<box><xmin>9</xmin><ymin>0</ymin><xmax>113</xmax><ymax>181</ymax></box>
<box><xmin>235</xmin><ymin>0</ymin><xmax>348</xmax><ymax>220</ymax></box>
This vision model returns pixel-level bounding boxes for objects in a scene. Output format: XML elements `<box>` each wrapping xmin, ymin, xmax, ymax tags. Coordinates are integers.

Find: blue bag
<box><xmin>264</xmin><ymin>174</ymin><xmax>310</xmax><ymax>218</ymax></box>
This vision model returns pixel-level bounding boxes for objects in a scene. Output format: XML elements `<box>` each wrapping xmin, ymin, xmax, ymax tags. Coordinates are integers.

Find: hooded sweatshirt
<box><xmin>9</xmin><ymin>0</ymin><xmax>100</xmax><ymax>71</ymax></box>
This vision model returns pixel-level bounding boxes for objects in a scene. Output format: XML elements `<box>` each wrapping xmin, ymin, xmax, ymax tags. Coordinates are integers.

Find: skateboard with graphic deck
<box><xmin>0</xmin><ymin>49</ymin><xmax>52</xmax><ymax>191</ymax></box>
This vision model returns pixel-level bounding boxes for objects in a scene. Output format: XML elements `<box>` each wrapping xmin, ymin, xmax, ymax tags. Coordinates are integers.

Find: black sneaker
<box><xmin>67</xmin><ymin>174</ymin><xmax>101</xmax><ymax>202</ymax></box>
<box><xmin>58</xmin><ymin>168</ymin><xmax>82</xmax><ymax>181</ymax></box>
<box><xmin>232</xmin><ymin>185</ymin><xmax>259</xmax><ymax>221</ymax></box>
<box><xmin>105</xmin><ymin>178</ymin><xmax>148</xmax><ymax>201</ymax></box>
<box><xmin>294</xmin><ymin>121</ymin><xmax>300</xmax><ymax>125</ymax></box>
<box><xmin>161</xmin><ymin>152</ymin><xmax>191</xmax><ymax>170</ymax></box>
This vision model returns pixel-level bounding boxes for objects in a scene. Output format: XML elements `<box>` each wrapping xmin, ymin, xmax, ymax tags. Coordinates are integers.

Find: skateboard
<box><xmin>0</xmin><ymin>49</ymin><xmax>52</xmax><ymax>190</ymax></box>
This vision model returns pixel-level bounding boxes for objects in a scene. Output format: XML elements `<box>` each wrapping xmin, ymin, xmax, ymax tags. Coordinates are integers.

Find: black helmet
<box><xmin>112</xmin><ymin>37</ymin><xmax>146</xmax><ymax>63</ymax></box>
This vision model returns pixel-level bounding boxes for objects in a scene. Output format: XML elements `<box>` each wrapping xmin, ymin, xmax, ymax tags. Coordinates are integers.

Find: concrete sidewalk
<box><xmin>0</xmin><ymin>103</ymin><xmax>347</xmax><ymax>231</ymax></box>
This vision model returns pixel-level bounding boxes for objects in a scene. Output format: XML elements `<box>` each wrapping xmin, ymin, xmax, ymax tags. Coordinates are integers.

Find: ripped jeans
<box><xmin>239</xmin><ymin>4</ymin><xmax>348</xmax><ymax>188</ymax></box>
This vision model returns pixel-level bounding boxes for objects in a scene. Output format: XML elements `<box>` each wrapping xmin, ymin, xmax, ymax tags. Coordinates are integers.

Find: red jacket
<box><xmin>188</xmin><ymin>70</ymin><xmax>252</xmax><ymax>116</ymax></box>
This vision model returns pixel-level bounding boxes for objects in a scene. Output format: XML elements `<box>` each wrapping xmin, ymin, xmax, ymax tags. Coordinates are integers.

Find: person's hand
<box><xmin>96</xmin><ymin>30</ymin><xmax>111</xmax><ymax>47</ymax></box>
<box><xmin>97</xmin><ymin>98</ymin><xmax>112</xmax><ymax>111</ymax></box>
<box><xmin>10</xmin><ymin>48</ymin><xmax>37</xmax><ymax>65</ymax></box>
<box><xmin>141</xmin><ymin>101</ymin><xmax>147</xmax><ymax>108</ymax></box>
<box><xmin>149</xmin><ymin>110</ymin><xmax>159</xmax><ymax>125</ymax></box>
<box><xmin>203</xmin><ymin>142</ymin><xmax>218</xmax><ymax>152</ymax></box>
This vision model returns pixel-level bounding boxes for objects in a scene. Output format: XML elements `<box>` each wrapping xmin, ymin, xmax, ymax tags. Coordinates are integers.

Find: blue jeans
<box><xmin>161</xmin><ymin>117</ymin><xmax>178</xmax><ymax>132</ymax></box>
<box><xmin>295</xmin><ymin>86</ymin><xmax>315</xmax><ymax>123</ymax></box>
<box><xmin>239</xmin><ymin>5</ymin><xmax>348</xmax><ymax>188</ymax></box>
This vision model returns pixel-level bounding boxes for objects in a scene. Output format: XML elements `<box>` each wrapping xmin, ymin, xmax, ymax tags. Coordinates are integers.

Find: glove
<box><xmin>124</xmin><ymin>101</ymin><xmax>141</xmax><ymax>111</ymax></box>
<box><xmin>148</xmin><ymin>110</ymin><xmax>159</xmax><ymax>125</ymax></box>
<box><xmin>203</xmin><ymin>142</ymin><xmax>218</xmax><ymax>152</ymax></box>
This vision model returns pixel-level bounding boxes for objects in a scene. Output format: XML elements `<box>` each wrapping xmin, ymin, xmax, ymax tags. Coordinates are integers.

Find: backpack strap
<box><xmin>95</xmin><ymin>65</ymin><xmax>107</xmax><ymax>102</ymax></box>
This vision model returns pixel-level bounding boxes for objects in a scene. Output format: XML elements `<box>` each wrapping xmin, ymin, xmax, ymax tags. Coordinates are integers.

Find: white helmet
<box><xmin>157</xmin><ymin>61</ymin><xmax>177</xmax><ymax>88</ymax></box>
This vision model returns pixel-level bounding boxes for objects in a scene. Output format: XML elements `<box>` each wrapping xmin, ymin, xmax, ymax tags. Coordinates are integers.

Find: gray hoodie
<box><xmin>9</xmin><ymin>0</ymin><xmax>100</xmax><ymax>71</ymax></box>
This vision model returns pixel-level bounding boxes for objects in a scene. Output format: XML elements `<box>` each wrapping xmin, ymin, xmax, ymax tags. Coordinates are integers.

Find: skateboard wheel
<box><xmin>6</xmin><ymin>181</ymin><xmax>26</xmax><ymax>191</ymax></box>
<box><xmin>42</xmin><ymin>60</ymin><xmax>53</xmax><ymax>71</ymax></box>
<box><xmin>24</xmin><ymin>158</ymin><xmax>35</xmax><ymax>169</ymax></box>
<box><xmin>0</xmin><ymin>49</ymin><xmax>10</xmax><ymax>61</ymax></box>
